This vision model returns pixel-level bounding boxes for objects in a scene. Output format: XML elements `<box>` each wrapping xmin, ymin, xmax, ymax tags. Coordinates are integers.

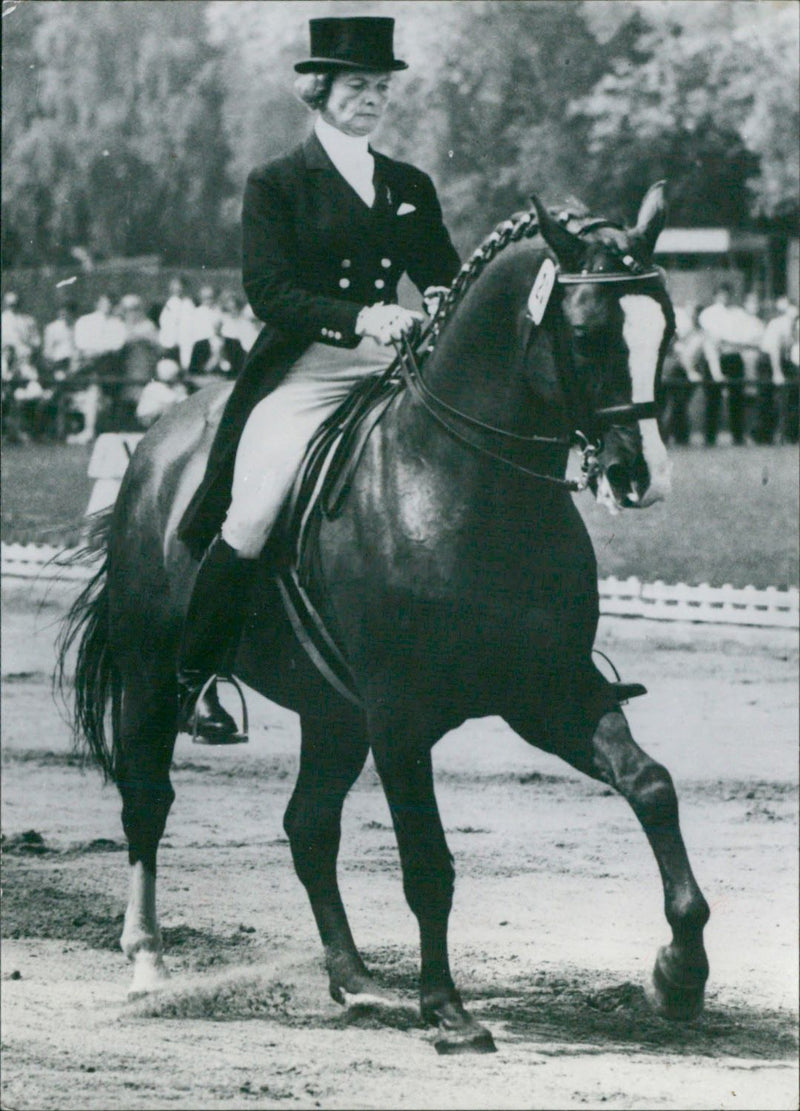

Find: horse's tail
<box><xmin>55</xmin><ymin>510</ymin><xmax>122</xmax><ymax>784</ymax></box>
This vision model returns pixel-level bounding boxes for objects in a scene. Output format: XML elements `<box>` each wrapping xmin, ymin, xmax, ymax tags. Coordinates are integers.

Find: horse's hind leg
<box><xmin>511</xmin><ymin>707</ymin><xmax>710</xmax><ymax>1019</ymax></box>
<box><xmin>285</xmin><ymin>707</ymin><xmax>395</xmax><ymax>1008</ymax></box>
<box><xmin>116</xmin><ymin>669</ymin><xmax>178</xmax><ymax>997</ymax></box>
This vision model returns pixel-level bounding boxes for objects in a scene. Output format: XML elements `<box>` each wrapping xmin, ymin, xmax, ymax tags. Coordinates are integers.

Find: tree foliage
<box><xmin>2</xmin><ymin>0</ymin><xmax>236</xmax><ymax>266</ymax></box>
<box><xmin>2</xmin><ymin>0</ymin><xmax>797</xmax><ymax>267</ymax></box>
<box><xmin>573</xmin><ymin>0</ymin><xmax>800</xmax><ymax>225</ymax></box>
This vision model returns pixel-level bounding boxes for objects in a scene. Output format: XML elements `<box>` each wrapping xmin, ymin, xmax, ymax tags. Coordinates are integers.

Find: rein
<box><xmin>395</xmin><ymin>334</ymin><xmax>591</xmax><ymax>491</ymax></box>
<box><xmin>393</xmin><ymin>209</ymin><xmax>664</xmax><ymax>490</ymax></box>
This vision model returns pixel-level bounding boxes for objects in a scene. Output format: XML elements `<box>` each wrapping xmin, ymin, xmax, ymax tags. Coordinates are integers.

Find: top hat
<box><xmin>294</xmin><ymin>17</ymin><xmax>407</xmax><ymax>74</ymax></box>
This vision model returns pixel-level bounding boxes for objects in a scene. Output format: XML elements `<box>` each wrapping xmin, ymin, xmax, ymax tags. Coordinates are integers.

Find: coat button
<box><xmin>341</xmin><ymin>259</ymin><xmax>351</xmax><ymax>268</ymax></box>
<box><xmin>339</xmin><ymin>278</ymin><xmax>350</xmax><ymax>289</ymax></box>
<box><xmin>381</xmin><ymin>258</ymin><xmax>392</xmax><ymax>269</ymax></box>
<box><xmin>335</xmin><ymin>331</ymin><xmax>342</xmax><ymax>340</ymax></box>
<box><xmin>374</xmin><ymin>278</ymin><xmax>385</xmax><ymax>290</ymax></box>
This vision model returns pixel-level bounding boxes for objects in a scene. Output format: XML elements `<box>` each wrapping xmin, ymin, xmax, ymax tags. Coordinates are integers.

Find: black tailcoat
<box><xmin>178</xmin><ymin>131</ymin><xmax>460</xmax><ymax>555</ymax></box>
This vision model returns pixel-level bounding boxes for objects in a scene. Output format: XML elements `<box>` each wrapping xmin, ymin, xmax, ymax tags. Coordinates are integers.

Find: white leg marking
<box><xmin>620</xmin><ymin>295</ymin><xmax>671</xmax><ymax>504</ymax></box>
<box><xmin>121</xmin><ymin>862</ymin><xmax>169</xmax><ymax>996</ymax></box>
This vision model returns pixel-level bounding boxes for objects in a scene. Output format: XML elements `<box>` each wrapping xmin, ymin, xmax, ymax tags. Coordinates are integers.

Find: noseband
<box><xmin>395</xmin><ymin>260</ymin><xmax>664</xmax><ymax>492</ymax></box>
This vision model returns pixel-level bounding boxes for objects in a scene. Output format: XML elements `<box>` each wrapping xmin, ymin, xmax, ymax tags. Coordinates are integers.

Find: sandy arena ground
<box><xmin>1</xmin><ymin>575</ymin><xmax>798</xmax><ymax>1110</ymax></box>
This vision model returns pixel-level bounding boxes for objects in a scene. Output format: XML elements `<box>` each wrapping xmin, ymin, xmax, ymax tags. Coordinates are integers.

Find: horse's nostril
<box><xmin>606</xmin><ymin>463</ymin><xmax>627</xmax><ymax>490</ymax></box>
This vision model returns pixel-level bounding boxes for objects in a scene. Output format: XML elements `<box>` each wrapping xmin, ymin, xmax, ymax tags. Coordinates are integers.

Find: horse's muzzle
<box><xmin>596</xmin><ymin>428</ymin><xmax>653</xmax><ymax>510</ymax></box>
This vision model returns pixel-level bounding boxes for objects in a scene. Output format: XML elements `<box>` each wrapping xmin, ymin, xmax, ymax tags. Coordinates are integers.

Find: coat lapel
<box><xmin>302</xmin><ymin>132</ymin><xmax>373</xmax><ymax>218</ymax></box>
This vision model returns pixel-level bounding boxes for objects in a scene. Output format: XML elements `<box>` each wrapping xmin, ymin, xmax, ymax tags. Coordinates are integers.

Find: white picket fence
<box><xmin>598</xmin><ymin>575</ymin><xmax>798</xmax><ymax>629</ymax></box>
<box><xmin>2</xmin><ymin>541</ymin><xmax>797</xmax><ymax>629</ymax></box>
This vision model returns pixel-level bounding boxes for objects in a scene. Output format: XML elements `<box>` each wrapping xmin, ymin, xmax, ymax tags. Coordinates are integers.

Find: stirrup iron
<box><xmin>191</xmin><ymin>674</ymin><xmax>250</xmax><ymax>745</ymax></box>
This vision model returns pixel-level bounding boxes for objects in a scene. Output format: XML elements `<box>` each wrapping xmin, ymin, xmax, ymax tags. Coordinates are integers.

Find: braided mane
<box><xmin>426</xmin><ymin>209</ymin><xmax>541</xmax><ymax>354</ymax></box>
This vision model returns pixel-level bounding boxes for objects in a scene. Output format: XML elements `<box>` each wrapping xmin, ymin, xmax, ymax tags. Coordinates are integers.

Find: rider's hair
<box><xmin>293</xmin><ymin>72</ymin><xmax>334</xmax><ymax>111</ymax></box>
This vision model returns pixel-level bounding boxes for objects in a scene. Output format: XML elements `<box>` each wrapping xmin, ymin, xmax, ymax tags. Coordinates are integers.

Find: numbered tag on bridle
<box><xmin>527</xmin><ymin>258</ymin><xmax>556</xmax><ymax>325</ymax></box>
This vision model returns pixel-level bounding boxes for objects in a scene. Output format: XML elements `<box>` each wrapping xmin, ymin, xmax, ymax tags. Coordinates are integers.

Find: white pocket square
<box><xmin>397</xmin><ymin>202</ymin><xmax>416</xmax><ymax>216</ymax></box>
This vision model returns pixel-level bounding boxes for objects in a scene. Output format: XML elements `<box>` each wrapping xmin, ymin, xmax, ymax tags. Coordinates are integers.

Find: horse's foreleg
<box><xmin>370</xmin><ymin>726</ymin><xmax>496</xmax><ymax>1054</ymax></box>
<box><xmin>516</xmin><ymin>708</ymin><xmax>710</xmax><ymax>1019</ymax></box>
<box><xmin>590</xmin><ymin>711</ymin><xmax>709</xmax><ymax>1018</ymax></box>
<box><xmin>284</xmin><ymin>709</ymin><xmax>379</xmax><ymax>1005</ymax></box>
<box><xmin>116</xmin><ymin>673</ymin><xmax>177</xmax><ymax>997</ymax></box>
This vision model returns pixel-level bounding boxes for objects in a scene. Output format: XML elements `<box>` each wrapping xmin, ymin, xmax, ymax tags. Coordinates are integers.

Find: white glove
<box><xmin>355</xmin><ymin>303</ymin><xmax>424</xmax><ymax>346</ymax></box>
<box><xmin>422</xmin><ymin>286</ymin><xmax>449</xmax><ymax>317</ymax></box>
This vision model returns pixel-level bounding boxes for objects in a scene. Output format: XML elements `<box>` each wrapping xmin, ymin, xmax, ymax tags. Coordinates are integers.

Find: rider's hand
<box><xmin>355</xmin><ymin>303</ymin><xmax>424</xmax><ymax>346</ymax></box>
<box><xmin>422</xmin><ymin>286</ymin><xmax>449</xmax><ymax>317</ymax></box>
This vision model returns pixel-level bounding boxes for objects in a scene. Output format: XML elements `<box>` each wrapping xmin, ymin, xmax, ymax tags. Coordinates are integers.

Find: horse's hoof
<box><xmin>646</xmin><ymin>945</ymin><xmax>706</xmax><ymax>1021</ymax></box>
<box><xmin>424</xmin><ymin>998</ymin><xmax>497</xmax><ymax>1055</ymax></box>
<box><xmin>127</xmin><ymin>950</ymin><xmax>170</xmax><ymax>999</ymax></box>
<box><xmin>434</xmin><ymin>1025</ymin><xmax>496</xmax><ymax>1055</ymax></box>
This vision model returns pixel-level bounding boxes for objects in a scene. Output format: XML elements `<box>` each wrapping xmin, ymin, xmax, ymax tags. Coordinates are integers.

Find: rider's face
<box><xmin>321</xmin><ymin>71</ymin><xmax>392</xmax><ymax>137</ymax></box>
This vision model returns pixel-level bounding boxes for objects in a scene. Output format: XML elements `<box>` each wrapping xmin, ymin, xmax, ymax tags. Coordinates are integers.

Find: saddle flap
<box><xmin>278</xmin><ymin>366</ymin><xmax>402</xmax><ymax>580</ymax></box>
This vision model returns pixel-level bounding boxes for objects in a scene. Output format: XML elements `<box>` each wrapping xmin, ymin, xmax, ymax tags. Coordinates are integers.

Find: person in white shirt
<box><xmin>660</xmin><ymin>304</ymin><xmax>704</xmax><ymax>444</ymax></box>
<box><xmin>698</xmin><ymin>285</ymin><xmax>765</xmax><ymax>381</ymax></box>
<box><xmin>136</xmin><ymin>357</ymin><xmax>190</xmax><ymax>428</ymax></box>
<box><xmin>2</xmin><ymin>291</ymin><xmax>41</xmax><ymax>368</ymax></box>
<box><xmin>2</xmin><ymin>292</ymin><xmax>44</xmax><ymax>441</ymax></box>
<box><xmin>68</xmin><ymin>295</ymin><xmax>127</xmax><ymax>444</ymax></box>
<box><xmin>754</xmin><ymin>298</ymin><xmax>799</xmax><ymax>443</ymax></box>
<box><xmin>43</xmin><ymin>303</ymin><xmax>78</xmax><ymax>377</ymax></box>
<box><xmin>75</xmin><ymin>294</ymin><xmax>127</xmax><ymax>360</ymax></box>
<box><xmin>187</xmin><ymin>286</ymin><xmax>223</xmax><ymax>361</ymax></box>
<box><xmin>158</xmin><ymin>277</ymin><xmax>196</xmax><ymax>370</ymax></box>
<box><xmin>698</xmin><ymin>284</ymin><xmax>764</xmax><ymax>444</ymax></box>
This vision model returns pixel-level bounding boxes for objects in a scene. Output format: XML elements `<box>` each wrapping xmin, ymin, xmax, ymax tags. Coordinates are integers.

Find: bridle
<box><xmin>394</xmin><ymin>224</ymin><xmax>666</xmax><ymax>492</ymax></box>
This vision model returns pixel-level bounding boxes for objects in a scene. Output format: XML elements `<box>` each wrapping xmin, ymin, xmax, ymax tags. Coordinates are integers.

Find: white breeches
<box><xmin>221</xmin><ymin>337</ymin><xmax>390</xmax><ymax>558</ymax></box>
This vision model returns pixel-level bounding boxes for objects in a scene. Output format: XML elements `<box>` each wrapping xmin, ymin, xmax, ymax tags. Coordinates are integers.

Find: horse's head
<box><xmin>530</xmin><ymin>184</ymin><xmax>675</xmax><ymax>511</ymax></box>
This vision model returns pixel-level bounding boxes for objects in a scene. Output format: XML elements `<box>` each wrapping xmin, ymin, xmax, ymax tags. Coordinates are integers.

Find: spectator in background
<box><xmin>41</xmin><ymin>302</ymin><xmax>78</xmax><ymax>439</ymax></box>
<box><xmin>42</xmin><ymin>302</ymin><xmax>79</xmax><ymax>379</ymax></box>
<box><xmin>136</xmin><ymin>356</ymin><xmax>190</xmax><ymax>428</ymax></box>
<box><xmin>188</xmin><ymin>285</ymin><xmax>222</xmax><ymax>354</ymax></box>
<box><xmin>2</xmin><ymin>292</ymin><xmax>44</xmax><ymax>441</ymax></box>
<box><xmin>188</xmin><ymin>319</ymin><xmax>247</xmax><ymax>381</ymax></box>
<box><xmin>698</xmin><ymin>284</ymin><xmax>764</xmax><ymax>445</ymax></box>
<box><xmin>660</xmin><ymin>303</ymin><xmax>705</xmax><ymax>445</ymax></box>
<box><xmin>114</xmin><ymin>293</ymin><xmax>161</xmax><ymax>429</ymax></box>
<box><xmin>219</xmin><ymin>289</ymin><xmax>258</xmax><ymax>370</ymax></box>
<box><xmin>75</xmin><ymin>293</ymin><xmax>127</xmax><ymax>360</ymax></box>
<box><xmin>755</xmin><ymin>297</ymin><xmax>800</xmax><ymax>443</ymax></box>
<box><xmin>159</xmin><ymin>277</ymin><xmax>196</xmax><ymax>370</ymax></box>
<box><xmin>2</xmin><ymin>291</ymin><xmax>41</xmax><ymax>369</ymax></box>
<box><xmin>71</xmin><ymin>293</ymin><xmax>127</xmax><ymax>444</ymax></box>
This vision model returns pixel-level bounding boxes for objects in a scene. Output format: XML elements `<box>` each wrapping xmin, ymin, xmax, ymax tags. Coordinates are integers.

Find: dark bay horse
<box><xmin>59</xmin><ymin>184</ymin><xmax>710</xmax><ymax>1053</ymax></box>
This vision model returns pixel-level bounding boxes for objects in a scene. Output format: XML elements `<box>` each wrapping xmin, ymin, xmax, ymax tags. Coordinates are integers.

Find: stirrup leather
<box><xmin>190</xmin><ymin>674</ymin><xmax>250</xmax><ymax>745</ymax></box>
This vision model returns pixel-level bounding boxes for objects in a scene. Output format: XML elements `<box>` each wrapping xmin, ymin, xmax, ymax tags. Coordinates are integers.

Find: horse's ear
<box><xmin>631</xmin><ymin>181</ymin><xmax>668</xmax><ymax>261</ymax></box>
<box><xmin>530</xmin><ymin>193</ymin><xmax>585</xmax><ymax>272</ymax></box>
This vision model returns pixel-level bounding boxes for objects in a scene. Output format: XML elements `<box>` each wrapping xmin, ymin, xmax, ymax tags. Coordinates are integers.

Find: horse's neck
<box><xmin>386</xmin><ymin>295</ymin><xmax>572</xmax><ymax>541</ymax></box>
<box><xmin>418</xmin><ymin>292</ymin><xmax>568</xmax><ymax>442</ymax></box>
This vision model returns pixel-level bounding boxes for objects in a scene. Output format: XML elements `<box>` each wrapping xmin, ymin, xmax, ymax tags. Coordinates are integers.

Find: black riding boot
<box><xmin>176</xmin><ymin>534</ymin><xmax>256</xmax><ymax>743</ymax></box>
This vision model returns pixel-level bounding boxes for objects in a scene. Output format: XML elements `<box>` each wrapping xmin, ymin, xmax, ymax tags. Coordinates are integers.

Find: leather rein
<box><xmin>395</xmin><ymin>261</ymin><xmax>663</xmax><ymax>493</ymax></box>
